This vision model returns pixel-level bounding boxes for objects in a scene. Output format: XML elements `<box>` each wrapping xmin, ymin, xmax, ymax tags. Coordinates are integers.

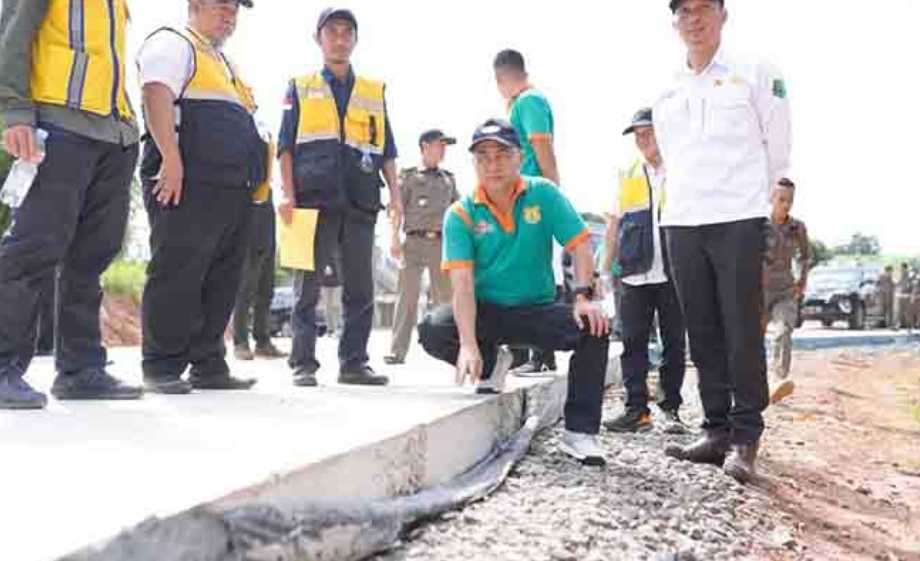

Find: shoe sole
<box><xmin>191</xmin><ymin>381</ymin><xmax>257</xmax><ymax>391</ymax></box>
<box><xmin>559</xmin><ymin>442</ymin><xmax>607</xmax><ymax>467</ymax></box>
<box><xmin>724</xmin><ymin>463</ymin><xmax>754</xmax><ymax>484</ymax></box>
<box><xmin>770</xmin><ymin>380</ymin><xmax>795</xmax><ymax>404</ymax></box>
<box><xmin>338</xmin><ymin>379</ymin><xmax>389</xmax><ymax>386</ymax></box>
<box><xmin>51</xmin><ymin>391</ymin><xmax>143</xmax><ymax>400</ymax></box>
<box><xmin>604</xmin><ymin>421</ymin><xmax>654</xmax><ymax>433</ymax></box>
<box><xmin>143</xmin><ymin>381</ymin><xmax>193</xmax><ymax>395</ymax></box>
<box><xmin>664</xmin><ymin>448</ymin><xmax>727</xmax><ymax>466</ymax></box>
<box><xmin>0</xmin><ymin>399</ymin><xmax>47</xmax><ymax>410</ymax></box>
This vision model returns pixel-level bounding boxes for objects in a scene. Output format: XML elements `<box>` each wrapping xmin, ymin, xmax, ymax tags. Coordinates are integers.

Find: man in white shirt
<box><xmin>601</xmin><ymin>108</ymin><xmax>687</xmax><ymax>435</ymax></box>
<box><xmin>655</xmin><ymin>0</ymin><xmax>792</xmax><ymax>483</ymax></box>
<box><xmin>136</xmin><ymin>0</ymin><xmax>263</xmax><ymax>394</ymax></box>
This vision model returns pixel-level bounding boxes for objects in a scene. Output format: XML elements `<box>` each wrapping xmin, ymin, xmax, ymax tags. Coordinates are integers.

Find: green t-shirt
<box><xmin>441</xmin><ymin>176</ymin><xmax>588</xmax><ymax>306</ymax></box>
<box><xmin>509</xmin><ymin>88</ymin><xmax>554</xmax><ymax>177</ymax></box>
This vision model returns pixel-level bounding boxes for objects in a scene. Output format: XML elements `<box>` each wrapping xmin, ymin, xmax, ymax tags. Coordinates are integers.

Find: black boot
<box><xmin>664</xmin><ymin>430</ymin><xmax>730</xmax><ymax>466</ymax></box>
<box><xmin>723</xmin><ymin>441</ymin><xmax>760</xmax><ymax>483</ymax></box>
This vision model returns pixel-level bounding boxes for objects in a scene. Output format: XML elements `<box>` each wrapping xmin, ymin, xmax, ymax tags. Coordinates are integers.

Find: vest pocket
<box><xmin>618</xmin><ymin>215</ymin><xmax>654</xmax><ymax>277</ymax></box>
<box><xmin>293</xmin><ymin>147</ymin><xmax>343</xmax><ymax>208</ymax></box>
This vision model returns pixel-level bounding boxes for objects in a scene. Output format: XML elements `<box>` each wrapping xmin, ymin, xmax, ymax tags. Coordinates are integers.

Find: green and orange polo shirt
<box><xmin>441</xmin><ymin>176</ymin><xmax>589</xmax><ymax>307</ymax></box>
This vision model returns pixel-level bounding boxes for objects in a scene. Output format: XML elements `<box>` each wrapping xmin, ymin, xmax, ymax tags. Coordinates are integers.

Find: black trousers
<box><xmin>10</xmin><ymin>206</ymin><xmax>57</xmax><ymax>355</ymax></box>
<box><xmin>664</xmin><ymin>218</ymin><xmax>768</xmax><ymax>444</ymax></box>
<box><xmin>619</xmin><ymin>280</ymin><xmax>686</xmax><ymax>413</ymax></box>
<box><xmin>141</xmin><ymin>180</ymin><xmax>251</xmax><ymax>379</ymax></box>
<box><xmin>233</xmin><ymin>202</ymin><xmax>276</xmax><ymax>347</ymax></box>
<box><xmin>289</xmin><ymin>207</ymin><xmax>375</xmax><ymax>372</ymax></box>
<box><xmin>0</xmin><ymin>126</ymin><xmax>136</xmax><ymax>375</ymax></box>
<box><xmin>418</xmin><ymin>302</ymin><xmax>609</xmax><ymax>434</ymax></box>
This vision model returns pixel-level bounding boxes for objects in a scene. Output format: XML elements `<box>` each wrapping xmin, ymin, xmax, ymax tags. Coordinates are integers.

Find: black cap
<box><xmin>622</xmin><ymin>108</ymin><xmax>654</xmax><ymax>136</ymax></box>
<box><xmin>670</xmin><ymin>0</ymin><xmax>723</xmax><ymax>12</ymax></box>
<box><xmin>419</xmin><ymin>129</ymin><xmax>456</xmax><ymax>147</ymax></box>
<box><xmin>468</xmin><ymin>118</ymin><xmax>521</xmax><ymax>152</ymax></box>
<box><xmin>316</xmin><ymin>7</ymin><xmax>358</xmax><ymax>33</ymax></box>
<box><xmin>238</xmin><ymin>0</ymin><xmax>253</xmax><ymax>7</ymax></box>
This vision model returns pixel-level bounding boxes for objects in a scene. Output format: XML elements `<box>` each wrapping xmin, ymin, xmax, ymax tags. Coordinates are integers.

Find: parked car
<box><xmin>799</xmin><ymin>265</ymin><xmax>882</xmax><ymax>330</ymax></box>
<box><xmin>268</xmin><ymin>285</ymin><xmax>331</xmax><ymax>338</ymax></box>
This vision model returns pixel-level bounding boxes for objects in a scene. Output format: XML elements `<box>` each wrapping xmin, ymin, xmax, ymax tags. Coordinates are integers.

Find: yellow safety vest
<box><xmin>293</xmin><ymin>73</ymin><xmax>386</xmax><ymax>156</ymax></box>
<box><xmin>181</xmin><ymin>27</ymin><xmax>256</xmax><ymax>111</ymax></box>
<box><xmin>617</xmin><ymin>159</ymin><xmax>665</xmax><ymax>277</ymax></box>
<box><xmin>30</xmin><ymin>0</ymin><xmax>133</xmax><ymax>120</ymax></box>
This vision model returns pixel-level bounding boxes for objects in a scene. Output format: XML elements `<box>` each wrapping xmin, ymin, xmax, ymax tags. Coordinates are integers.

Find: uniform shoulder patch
<box><xmin>772</xmin><ymin>78</ymin><xmax>787</xmax><ymax>99</ymax></box>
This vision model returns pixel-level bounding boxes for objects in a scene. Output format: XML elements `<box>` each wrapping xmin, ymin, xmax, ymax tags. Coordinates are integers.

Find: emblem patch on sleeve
<box><xmin>772</xmin><ymin>78</ymin><xmax>787</xmax><ymax>99</ymax></box>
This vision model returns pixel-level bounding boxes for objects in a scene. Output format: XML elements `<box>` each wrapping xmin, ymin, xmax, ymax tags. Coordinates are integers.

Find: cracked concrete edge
<box><xmin>55</xmin><ymin>376</ymin><xmax>568</xmax><ymax>561</ymax></box>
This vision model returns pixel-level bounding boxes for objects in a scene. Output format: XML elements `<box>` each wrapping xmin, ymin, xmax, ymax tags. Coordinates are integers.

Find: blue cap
<box><xmin>317</xmin><ymin>7</ymin><xmax>357</xmax><ymax>33</ymax></box>
<box><xmin>670</xmin><ymin>0</ymin><xmax>723</xmax><ymax>12</ymax></box>
<box><xmin>468</xmin><ymin>118</ymin><xmax>521</xmax><ymax>152</ymax></box>
<box><xmin>623</xmin><ymin>107</ymin><xmax>653</xmax><ymax>135</ymax></box>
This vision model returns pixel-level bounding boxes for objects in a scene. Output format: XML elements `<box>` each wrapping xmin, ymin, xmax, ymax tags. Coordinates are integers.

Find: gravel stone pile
<box><xmin>374</xmin><ymin>386</ymin><xmax>794</xmax><ymax>561</ymax></box>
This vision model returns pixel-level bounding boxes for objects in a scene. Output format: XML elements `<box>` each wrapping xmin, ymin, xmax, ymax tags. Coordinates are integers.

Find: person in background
<box><xmin>277</xmin><ymin>7</ymin><xmax>402</xmax><ymax>387</ymax></box>
<box><xmin>233</xmin><ymin>133</ymin><xmax>286</xmax><ymax>361</ymax></box>
<box><xmin>384</xmin><ymin>129</ymin><xmax>459</xmax><ymax>365</ymax></box>
<box><xmin>602</xmin><ymin>108</ymin><xmax>687</xmax><ymax>435</ymax></box>
<box><xmin>494</xmin><ymin>48</ymin><xmax>562</xmax><ymax>375</ymax></box>
<box><xmin>877</xmin><ymin>265</ymin><xmax>895</xmax><ymax>329</ymax></box>
<box><xmin>763</xmin><ymin>178</ymin><xmax>809</xmax><ymax>405</ymax></box>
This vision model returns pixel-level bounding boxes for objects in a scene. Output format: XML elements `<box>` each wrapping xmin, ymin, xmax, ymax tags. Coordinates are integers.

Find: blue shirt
<box><xmin>278</xmin><ymin>66</ymin><xmax>397</xmax><ymax>158</ymax></box>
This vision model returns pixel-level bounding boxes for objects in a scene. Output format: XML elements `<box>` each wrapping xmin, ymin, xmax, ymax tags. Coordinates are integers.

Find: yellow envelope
<box><xmin>279</xmin><ymin>208</ymin><xmax>319</xmax><ymax>271</ymax></box>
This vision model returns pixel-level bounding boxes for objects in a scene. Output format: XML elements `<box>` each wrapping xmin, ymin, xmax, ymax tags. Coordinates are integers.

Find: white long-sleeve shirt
<box><xmin>653</xmin><ymin>47</ymin><xmax>791</xmax><ymax>227</ymax></box>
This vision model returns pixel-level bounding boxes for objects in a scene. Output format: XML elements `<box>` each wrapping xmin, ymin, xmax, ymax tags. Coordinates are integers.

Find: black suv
<box><xmin>799</xmin><ymin>265</ymin><xmax>882</xmax><ymax>330</ymax></box>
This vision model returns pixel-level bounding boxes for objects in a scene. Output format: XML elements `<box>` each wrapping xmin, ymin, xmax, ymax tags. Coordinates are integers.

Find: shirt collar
<box><xmin>322</xmin><ymin>65</ymin><xmax>355</xmax><ymax>87</ymax></box>
<box><xmin>506</xmin><ymin>84</ymin><xmax>534</xmax><ymax>111</ymax></box>
<box><xmin>679</xmin><ymin>43</ymin><xmax>729</xmax><ymax>76</ymax></box>
<box><xmin>474</xmin><ymin>177</ymin><xmax>525</xmax><ymax>205</ymax></box>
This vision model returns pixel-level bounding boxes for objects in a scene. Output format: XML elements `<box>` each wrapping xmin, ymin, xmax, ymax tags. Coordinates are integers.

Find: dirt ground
<box><xmin>100</xmin><ymin>295</ymin><xmax>142</xmax><ymax>347</ymax></box>
<box><xmin>750</xmin><ymin>346</ymin><xmax>920</xmax><ymax>561</ymax></box>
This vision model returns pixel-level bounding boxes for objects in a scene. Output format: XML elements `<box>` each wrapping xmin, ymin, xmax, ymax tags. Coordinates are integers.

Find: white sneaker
<box><xmin>475</xmin><ymin>347</ymin><xmax>513</xmax><ymax>395</ymax></box>
<box><xmin>559</xmin><ymin>430</ymin><xmax>606</xmax><ymax>466</ymax></box>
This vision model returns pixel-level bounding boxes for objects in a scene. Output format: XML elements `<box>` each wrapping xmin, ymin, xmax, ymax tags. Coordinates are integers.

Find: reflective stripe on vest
<box><xmin>181</xmin><ymin>27</ymin><xmax>257</xmax><ymax>111</ymax></box>
<box><xmin>30</xmin><ymin>0</ymin><xmax>133</xmax><ymax>120</ymax></box>
<box><xmin>293</xmin><ymin>73</ymin><xmax>387</xmax><ymax>155</ymax></box>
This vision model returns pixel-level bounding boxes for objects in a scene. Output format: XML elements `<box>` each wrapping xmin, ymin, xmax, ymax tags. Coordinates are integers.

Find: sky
<box><xmin>123</xmin><ymin>0</ymin><xmax>920</xmax><ymax>254</ymax></box>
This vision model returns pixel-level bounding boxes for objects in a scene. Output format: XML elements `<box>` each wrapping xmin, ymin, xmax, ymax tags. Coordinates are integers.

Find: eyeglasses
<box><xmin>674</xmin><ymin>2</ymin><xmax>720</xmax><ymax>22</ymax></box>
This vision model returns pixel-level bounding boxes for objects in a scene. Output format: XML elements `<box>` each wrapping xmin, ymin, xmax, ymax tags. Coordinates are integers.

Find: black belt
<box><xmin>406</xmin><ymin>230</ymin><xmax>442</xmax><ymax>239</ymax></box>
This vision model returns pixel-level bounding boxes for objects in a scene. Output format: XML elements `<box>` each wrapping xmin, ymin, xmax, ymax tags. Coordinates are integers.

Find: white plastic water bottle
<box><xmin>1</xmin><ymin>128</ymin><xmax>49</xmax><ymax>208</ymax></box>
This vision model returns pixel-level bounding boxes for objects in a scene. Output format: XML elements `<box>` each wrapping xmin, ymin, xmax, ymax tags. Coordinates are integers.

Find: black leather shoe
<box><xmin>293</xmin><ymin>367</ymin><xmax>319</xmax><ymax>387</ymax></box>
<box><xmin>664</xmin><ymin>430</ymin><xmax>730</xmax><ymax>466</ymax></box>
<box><xmin>338</xmin><ymin>365</ymin><xmax>389</xmax><ymax>386</ymax></box>
<box><xmin>143</xmin><ymin>377</ymin><xmax>193</xmax><ymax>394</ymax></box>
<box><xmin>51</xmin><ymin>368</ymin><xmax>143</xmax><ymax>401</ymax></box>
<box><xmin>189</xmin><ymin>373</ymin><xmax>257</xmax><ymax>390</ymax></box>
<box><xmin>0</xmin><ymin>368</ymin><xmax>47</xmax><ymax>410</ymax></box>
<box><xmin>723</xmin><ymin>441</ymin><xmax>760</xmax><ymax>484</ymax></box>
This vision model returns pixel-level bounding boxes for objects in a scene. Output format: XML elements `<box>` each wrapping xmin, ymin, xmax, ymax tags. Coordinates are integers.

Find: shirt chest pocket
<box><xmin>706</xmin><ymin>88</ymin><xmax>755</xmax><ymax>140</ymax></box>
<box><xmin>657</xmin><ymin>92</ymin><xmax>691</xmax><ymax>139</ymax></box>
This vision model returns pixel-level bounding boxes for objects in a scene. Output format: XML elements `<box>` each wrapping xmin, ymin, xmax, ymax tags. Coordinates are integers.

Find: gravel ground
<box><xmin>373</xmin><ymin>381</ymin><xmax>793</xmax><ymax>561</ymax></box>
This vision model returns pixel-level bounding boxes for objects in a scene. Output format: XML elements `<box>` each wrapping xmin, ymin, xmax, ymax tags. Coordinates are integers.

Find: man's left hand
<box><xmin>573</xmin><ymin>295</ymin><xmax>610</xmax><ymax>337</ymax></box>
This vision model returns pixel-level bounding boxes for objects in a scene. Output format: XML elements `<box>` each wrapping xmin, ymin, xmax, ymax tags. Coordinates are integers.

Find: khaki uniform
<box><xmin>763</xmin><ymin>216</ymin><xmax>810</xmax><ymax>380</ymax></box>
<box><xmin>389</xmin><ymin>166</ymin><xmax>459</xmax><ymax>359</ymax></box>
<box><xmin>896</xmin><ymin>272</ymin><xmax>913</xmax><ymax>329</ymax></box>
<box><xmin>877</xmin><ymin>273</ymin><xmax>895</xmax><ymax>328</ymax></box>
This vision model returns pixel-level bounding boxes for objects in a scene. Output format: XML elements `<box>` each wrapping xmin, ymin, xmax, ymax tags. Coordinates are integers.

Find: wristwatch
<box><xmin>572</xmin><ymin>285</ymin><xmax>594</xmax><ymax>301</ymax></box>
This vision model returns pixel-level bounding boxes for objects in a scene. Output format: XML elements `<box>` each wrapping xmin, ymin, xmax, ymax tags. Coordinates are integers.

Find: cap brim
<box><xmin>239</xmin><ymin>0</ymin><xmax>253</xmax><ymax>7</ymax></box>
<box><xmin>468</xmin><ymin>136</ymin><xmax>517</xmax><ymax>152</ymax></box>
<box><xmin>622</xmin><ymin>121</ymin><xmax>654</xmax><ymax>135</ymax></box>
